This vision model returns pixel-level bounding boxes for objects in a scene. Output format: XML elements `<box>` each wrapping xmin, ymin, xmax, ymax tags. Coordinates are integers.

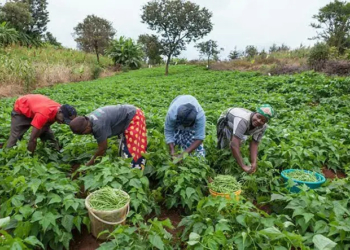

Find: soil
<box><xmin>70</xmin><ymin>226</ymin><xmax>101</xmax><ymax>250</ymax></box>
<box><xmin>70</xmin><ymin>206</ymin><xmax>185</xmax><ymax>250</ymax></box>
<box><xmin>321</xmin><ymin>166</ymin><xmax>347</xmax><ymax>179</ymax></box>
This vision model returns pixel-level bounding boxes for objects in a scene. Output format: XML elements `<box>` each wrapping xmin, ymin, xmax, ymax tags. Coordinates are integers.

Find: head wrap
<box><xmin>60</xmin><ymin>104</ymin><xmax>77</xmax><ymax>124</ymax></box>
<box><xmin>177</xmin><ymin>103</ymin><xmax>198</xmax><ymax>127</ymax></box>
<box><xmin>256</xmin><ymin>104</ymin><xmax>275</xmax><ymax>121</ymax></box>
<box><xmin>69</xmin><ymin>116</ymin><xmax>89</xmax><ymax>134</ymax></box>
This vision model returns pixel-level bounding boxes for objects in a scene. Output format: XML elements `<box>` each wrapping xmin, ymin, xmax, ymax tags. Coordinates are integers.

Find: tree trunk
<box><xmin>207</xmin><ymin>56</ymin><xmax>210</xmax><ymax>69</ymax></box>
<box><xmin>95</xmin><ymin>44</ymin><xmax>100</xmax><ymax>64</ymax></box>
<box><xmin>165</xmin><ymin>55</ymin><xmax>171</xmax><ymax>76</ymax></box>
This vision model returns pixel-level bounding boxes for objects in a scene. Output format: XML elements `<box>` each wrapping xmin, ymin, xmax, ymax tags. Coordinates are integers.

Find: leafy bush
<box><xmin>180</xmin><ymin>196</ymin><xmax>305</xmax><ymax>249</ymax></box>
<box><xmin>98</xmin><ymin>218</ymin><xmax>173</xmax><ymax>250</ymax></box>
<box><xmin>106</xmin><ymin>36</ymin><xmax>143</xmax><ymax>69</ymax></box>
<box><xmin>270</xmin><ymin>181</ymin><xmax>350</xmax><ymax>249</ymax></box>
<box><xmin>0</xmin><ymin>22</ymin><xmax>18</xmax><ymax>46</ymax></box>
<box><xmin>0</xmin><ymin>148</ymin><xmax>88</xmax><ymax>250</ymax></box>
<box><xmin>308</xmin><ymin>43</ymin><xmax>330</xmax><ymax>71</ymax></box>
<box><xmin>245</xmin><ymin>45</ymin><xmax>258</xmax><ymax>59</ymax></box>
<box><xmin>91</xmin><ymin>64</ymin><xmax>102</xmax><ymax>79</ymax></box>
<box><xmin>78</xmin><ymin>157</ymin><xmax>159</xmax><ymax>222</ymax></box>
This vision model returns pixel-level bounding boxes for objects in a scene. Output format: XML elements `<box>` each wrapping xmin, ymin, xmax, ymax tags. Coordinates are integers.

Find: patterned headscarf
<box><xmin>256</xmin><ymin>104</ymin><xmax>275</xmax><ymax>121</ymax></box>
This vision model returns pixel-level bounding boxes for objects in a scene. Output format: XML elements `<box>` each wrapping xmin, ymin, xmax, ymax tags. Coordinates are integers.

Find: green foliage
<box><xmin>245</xmin><ymin>45</ymin><xmax>258</xmax><ymax>59</ymax></box>
<box><xmin>269</xmin><ymin>43</ymin><xmax>278</xmax><ymax>53</ymax></box>
<box><xmin>0</xmin><ymin>1</ymin><xmax>42</xmax><ymax>47</ymax></box>
<box><xmin>270</xmin><ymin>179</ymin><xmax>350</xmax><ymax>249</ymax></box>
<box><xmin>228</xmin><ymin>48</ymin><xmax>240</xmax><ymax>60</ymax></box>
<box><xmin>73</xmin><ymin>15</ymin><xmax>116</xmax><ymax>63</ymax></box>
<box><xmin>141</xmin><ymin>0</ymin><xmax>213</xmax><ymax>75</ymax></box>
<box><xmin>0</xmin><ymin>65</ymin><xmax>350</xmax><ymax>249</ymax></box>
<box><xmin>0</xmin><ymin>1</ymin><xmax>32</xmax><ymax>32</ymax></box>
<box><xmin>91</xmin><ymin>63</ymin><xmax>102</xmax><ymax>79</ymax></box>
<box><xmin>0</xmin><ymin>145</ymin><xmax>88</xmax><ymax>250</ymax></box>
<box><xmin>311</xmin><ymin>0</ymin><xmax>350</xmax><ymax>54</ymax></box>
<box><xmin>98</xmin><ymin>218</ymin><xmax>174</xmax><ymax>250</ymax></box>
<box><xmin>195</xmin><ymin>40</ymin><xmax>223</xmax><ymax>68</ymax></box>
<box><xmin>106</xmin><ymin>36</ymin><xmax>143</xmax><ymax>69</ymax></box>
<box><xmin>170</xmin><ymin>57</ymin><xmax>187</xmax><ymax>65</ymax></box>
<box><xmin>43</xmin><ymin>32</ymin><xmax>62</xmax><ymax>47</ymax></box>
<box><xmin>78</xmin><ymin>157</ymin><xmax>158</xmax><ymax>222</ymax></box>
<box><xmin>138</xmin><ymin>34</ymin><xmax>163</xmax><ymax>65</ymax></box>
<box><xmin>25</xmin><ymin>0</ymin><xmax>49</xmax><ymax>37</ymax></box>
<box><xmin>180</xmin><ymin>196</ymin><xmax>306</xmax><ymax>249</ymax></box>
<box><xmin>308</xmin><ymin>42</ymin><xmax>330</xmax><ymax>70</ymax></box>
<box><xmin>0</xmin><ymin>22</ymin><xmax>19</xmax><ymax>46</ymax></box>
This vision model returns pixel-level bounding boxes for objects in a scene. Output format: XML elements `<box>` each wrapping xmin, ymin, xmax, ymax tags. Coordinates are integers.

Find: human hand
<box><xmin>241</xmin><ymin>165</ymin><xmax>252</xmax><ymax>173</ymax></box>
<box><xmin>249</xmin><ymin>163</ymin><xmax>257</xmax><ymax>173</ymax></box>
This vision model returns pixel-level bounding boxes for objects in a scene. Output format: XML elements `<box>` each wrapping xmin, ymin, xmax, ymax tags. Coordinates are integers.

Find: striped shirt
<box><xmin>226</xmin><ymin>108</ymin><xmax>267</xmax><ymax>142</ymax></box>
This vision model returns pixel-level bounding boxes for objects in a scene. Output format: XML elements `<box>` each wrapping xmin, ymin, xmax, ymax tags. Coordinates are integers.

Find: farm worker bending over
<box><xmin>217</xmin><ymin>104</ymin><xmax>275</xmax><ymax>174</ymax></box>
<box><xmin>7</xmin><ymin>94</ymin><xmax>77</xmax><ymax>153</ymax></box>
<box><xmin>165</xmin><ymin>95</ymin><xmax>206</xmax><ymax>158</ymax></box>
<box><xmin>69</xmin><ymin>105</ymin><xmax>147</xmax><ymax>170</ymax></box>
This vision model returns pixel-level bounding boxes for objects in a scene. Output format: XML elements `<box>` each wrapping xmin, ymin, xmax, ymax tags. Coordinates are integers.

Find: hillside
<box><xmin>0</xmin><ymin>45</ymin><xmax>115</xmax><ymax>97</ymax></box>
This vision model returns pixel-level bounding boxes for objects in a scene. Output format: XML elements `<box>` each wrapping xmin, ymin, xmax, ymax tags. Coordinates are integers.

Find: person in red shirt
<box><xmin>6</xmin><ymin>94</ymin><xmax>77</xmax><ymax>153</ymax></box>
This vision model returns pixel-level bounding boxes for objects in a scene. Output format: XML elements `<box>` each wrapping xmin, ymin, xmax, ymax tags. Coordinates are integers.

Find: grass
<box><xmin>0</xmin><ymin>44</ymin><xmax>115</xmax><ymax>97</ymax></box>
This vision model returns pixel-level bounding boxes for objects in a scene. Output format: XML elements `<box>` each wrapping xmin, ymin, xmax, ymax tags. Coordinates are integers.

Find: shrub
<box><xmin>307</xmin><ymin>43</ymin><xmax>329</xmax><ymax>71</ymax></box>
<box><xmin>106</xmin><ymin>36</ymin><xmax>143</xmax><ymax>69</ymax></box>
<box><xmin>323</xmin><ymin>60</ymin><xmax>350</xmax><ymax>76</ymax></box>
<box><xmin>91</xmin><ymin>64</ymin><xmax>102</xmax><ymax>79</ymax></box>
<box><xmin>269</xmin><ymin>63</ymin><xmax>308</xmax><ymax>75</ymax></box>
<box><xmin>245</xmin><ymin>45</ymin><xmax>258</xmax><ymax>59</ymax></box>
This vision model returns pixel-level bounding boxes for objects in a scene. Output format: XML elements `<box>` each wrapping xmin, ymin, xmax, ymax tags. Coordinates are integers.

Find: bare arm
<box><xmin>249</xmin><ymin>140</ymin><xmax>259</xmax><ymax>173</ymax></box>
<box><xmin>86</xmin><ymin>140</ymin><xmax>108</xmax><ymax>166</ymax></box>
<box><xmin>185</xmin><ymin>139</ymin><xmax>203</xmax><ymax>154</ymax></box>
<box><xmin>27</xmin><ymin>127</ymin><xmax>42</xmax><ymax>154</ymax></box>
<box><xmin>230</xmin><ymin>136</ymin><xmax>250</xmax><ymax>172</ymax></box>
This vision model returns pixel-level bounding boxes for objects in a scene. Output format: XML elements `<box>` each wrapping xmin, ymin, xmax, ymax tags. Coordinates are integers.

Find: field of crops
<box><xmin>0</xmin><ymin>65</ymin><xmax>350</xmax><ymax>250</ymax></box>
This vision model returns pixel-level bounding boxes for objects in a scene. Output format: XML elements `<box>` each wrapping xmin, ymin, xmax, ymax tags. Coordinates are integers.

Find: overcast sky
<box><xmin>1</xmin><ymin>0</ymin><xmax>332</xmax><ymax>60</ymax></box>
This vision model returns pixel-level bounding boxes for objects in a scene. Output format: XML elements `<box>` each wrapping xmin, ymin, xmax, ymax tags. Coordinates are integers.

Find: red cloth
<box><xmin>14</xmin><ymin>94</ymin><xmax>61</xmax><ymax>129</ymax></box>
<box><xmin>124</xmin><ymin>109</ymin><xmax>147</xmax><ymax>163</ymax></box>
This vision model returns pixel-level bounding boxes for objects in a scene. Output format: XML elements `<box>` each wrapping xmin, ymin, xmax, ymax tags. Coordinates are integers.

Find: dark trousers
<box><xmin>7</xmin><ymin>110</ymin><xmax>57</xmax><ymax>148</ymax></box>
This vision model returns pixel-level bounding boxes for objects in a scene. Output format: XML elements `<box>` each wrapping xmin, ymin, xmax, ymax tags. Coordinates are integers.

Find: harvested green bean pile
<box><xmin>285</xmin><ymin>170</ymin><xmax>318</xmax><ymax>182</ymax></box>
<box><xmin>209</xmin><ymin>175</ymin><xmax>241</xmax><ymax>193</ymax></box>
<box><xmin>88</xmin><ymin>187</ymin><xmax>129</xmax><ymax>211</ymax></box>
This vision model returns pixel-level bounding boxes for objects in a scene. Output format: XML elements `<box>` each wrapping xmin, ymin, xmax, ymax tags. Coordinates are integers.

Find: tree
<box><xmin>20</xmin><ymin>0</ymin><xmax>49</xmax><ymax>37</ymax></box>
<box><xmin>137</xmin><ymin>34</ymin><xmax>163</xmax><ymax>65</ymax></box>
<box><xmin>141</xmin><ymin>0</ymin><xmax>213</xmax><ymax>75</ymax></box>
<box><xmin>308</xmin><ymin>42</ymin><xmax>330</xmax><ymax>71</ymax></box>
<box><xmin>195</xmin><ymin>40</ymin><xmax>223</xmax><ymax>68</ymax></box>
<box><xmin>310</xmin><ymin>0</ymin><xmax>350</xmax><ymax>53</ymax></box>
<box><xmin>106</xmin><ymin>36</ymin><xmax>144</xmax><ymax>69</ymax></box>
<box><xmin>269</xmin><ymin>43</ymin><xmax>278</xmax><ymax>53</ymax></box>
<box><xmin>228</xmin><ymin>47</ymin><xmax>240</xmax><ymax>60</ymax></box>
<box><xmin>245</xmin><ymin>45</ymin><xmax>258</xmax><ymax>59</ymax></box>
<box><xmin>0</xmin><ymin>1</ymin><xmax>33</xmax><ymax>32</ymax></box>
<box><xmin>73</xmin><ymin>15</ymin><xmax>115</xmax><ymax>63</ymax></box>
<box><xmin>0</xmin><ymin>22</ymin><xmax>19</xmax><ymax>46</ymax></box>
<box><xmin>277</xmin><ymin>43</ymin><xmax>290</xmax><ymax>52</ymax></box>
<box><xmin>260</xmin><ymin>49</ymin><xmax>267</xmax><ymax>59</ymax></box>
<box><xmin>44</xmin><ymin>32</ymin><xmax>62</xmax><ymax>47</ymax></box>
